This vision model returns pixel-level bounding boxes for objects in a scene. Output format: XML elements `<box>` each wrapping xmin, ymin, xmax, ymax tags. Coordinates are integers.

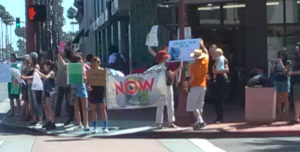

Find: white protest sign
<box><xmin>168</xmin><ymin>38</ymin><xmax>201</xmax><ymax>62</ymax></box>
<box><xmin>31</xmin><ymin>72</ymin><xmax>44</xmax><ymax>91</ymax></box>
<box><xmin>11</xmin><ymin>68</ymin><xmax>25</xmax><ymax>84</ymax></box>
<box><xmin>145</xmin><ymin>25</ymin><xmax>158</xmax><ymax>47</ymax></box>
<box><xmin>0</xmin><ymin>63</ymin><xmax>12</xmax><ymax>83</ymax></box>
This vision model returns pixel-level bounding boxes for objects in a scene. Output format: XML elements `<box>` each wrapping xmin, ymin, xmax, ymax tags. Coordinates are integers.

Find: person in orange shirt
<box><xmin>186</xmin><ymin>40</ymin><xmax>209</xmax><ymax>130</ymax></box>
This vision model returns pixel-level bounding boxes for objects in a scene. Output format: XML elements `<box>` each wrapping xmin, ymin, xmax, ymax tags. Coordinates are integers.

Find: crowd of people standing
<box><xmin>6</xmin><ymin>39</ymin><xmax>300</xmax><ymax>133</ymax></box>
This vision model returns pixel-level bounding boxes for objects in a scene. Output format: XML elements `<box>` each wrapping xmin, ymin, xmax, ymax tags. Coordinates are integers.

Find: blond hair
<box><xmin>215</xmin><ymin>48</ymin><xmax>224</xmax><ymax>56</ymax></box>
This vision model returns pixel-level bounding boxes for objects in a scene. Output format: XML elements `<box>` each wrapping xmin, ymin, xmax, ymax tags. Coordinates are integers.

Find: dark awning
<box><xmin>72</xmin><ymin>29</ymin><xmax>84</xmax><ymax>43</ymax></box>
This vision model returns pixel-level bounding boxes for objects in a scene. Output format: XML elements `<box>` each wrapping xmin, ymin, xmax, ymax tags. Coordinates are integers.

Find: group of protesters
<box><xmin>7</xmin><ymin>50</ymin><xmax>108</xmax><ymax>133</ymax></box>
<box><xmin>6</xmin><ymin>38</ymin><xmax>300</xmax><ymax>133</ymax></box>
<box><xmin>6</xmin><ymin>39</ymin><xmax>229</xmax><ymax>132</ymax></box>
<box><xmin>147</xmin><ymin>39</ymin><xmax>229</xmax><ymax>130</ymax></box>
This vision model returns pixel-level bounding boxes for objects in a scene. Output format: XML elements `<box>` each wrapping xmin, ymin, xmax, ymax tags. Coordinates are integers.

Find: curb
<box><xmin>0</xmin><ymin>115</ymin><xmax>48</xmax><ymax>136</ymax></box>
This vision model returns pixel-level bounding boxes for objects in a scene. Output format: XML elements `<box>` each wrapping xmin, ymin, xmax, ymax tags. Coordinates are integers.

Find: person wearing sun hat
<box><xmin>154</xmin><ymin>48</ymin><xmax>182</xmax><ymax>129</ymax></box>
<box><xmin>186</xmin><ymin>39</ymin><xmax>209</xmax><ymax>130</ymax></box>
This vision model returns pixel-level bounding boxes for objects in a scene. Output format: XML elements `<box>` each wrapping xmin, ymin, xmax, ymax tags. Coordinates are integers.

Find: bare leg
<box><xmin>91</xmin><ymin>103</ymin><xmax>97</xmax><ymax>121</ymax></box>
<box><xmin>16</xmin><ymin>99</ymin><xmax>21</xmax><ymax>114</ymax></box>
<box><xmin>45</xmin><ymin>97</ymin><xmax>54</xmax><ymax>123</ymax></box>
<box><xmin>9</xmin><ymin>99</ymin><xmax>14</xmax><ymax>115</ymax></box>
<box><xmin>283</xmin><ymin>92</ymin><xmax>290</xmax><ymax>120</ymax></box>
<box><xmin>42</xmin><ymin>102</ymin><xmax>49</xmax><ymax>122</ymax></box>
<box><xmin>74</xmin><ymin>98</ymin><xmax>82</xmax><ymax>126</ymax></box>
<box><xmin>99</xmin><ymin>103</ymin><xmax>108</xmax><ymax>121</ymax></box>
<box><xmin>276</xmin><ymin>93</ymin><xmax>283</xmax><ymax>120</ymax></box>
<box><xmin>80</xmin><ymin>97</ymin><xmax>88</xmax><ymax>127</ymax></box>
<box><xmin>294</xmin><ymin>101</ymin><xmax>300</xmax><ymax>121</ymax></box>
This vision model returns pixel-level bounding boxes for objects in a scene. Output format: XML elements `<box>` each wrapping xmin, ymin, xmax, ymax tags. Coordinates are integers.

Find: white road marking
<box><xmin>189</xmin><ymin>139</ymin><xmax>226</xmax><ymax>152</ymax></box>
<box><xmin>0</xmin><ymin>140</ymin><xmax>5</xmax><ymax>147</ymax></box>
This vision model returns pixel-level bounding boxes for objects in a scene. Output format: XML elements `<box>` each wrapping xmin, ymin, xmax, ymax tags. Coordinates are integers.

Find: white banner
<box><xmin>106</xmin><ymin>64</ymin><xmax>167</xmax><ymax>110</ymax></box>
<box><xmin>0</xmin><ymin>63</ymin><xmax>12</xmax><ymax>83</ymax></box>
<box><xmin>168</xmin><ymin>38</ymin><xmax>201</xmax><ymax>62</ymax></box>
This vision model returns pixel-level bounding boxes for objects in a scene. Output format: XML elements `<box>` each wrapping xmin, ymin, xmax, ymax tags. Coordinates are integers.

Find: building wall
<box><xmin>129</xmin><ymin>0</ymin><xmax>163</xmax><ymax>69</ymax></box>
<box><xmin>79</xmin><ymin>0</ymin><xmax>96</xmax><ymax>56</ymax></box>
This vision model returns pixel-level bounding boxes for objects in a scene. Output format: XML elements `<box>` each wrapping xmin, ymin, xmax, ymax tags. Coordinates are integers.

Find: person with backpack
<box><xmin>108</xmin><ymin>45</ymin><xmax>128</xmax><ymax>75</ymax></box>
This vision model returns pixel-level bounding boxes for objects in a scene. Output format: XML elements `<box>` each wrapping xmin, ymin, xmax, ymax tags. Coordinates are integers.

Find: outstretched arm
<box><xmin>200</xmin><ymin>39</ymin><xmax>208</xmax><ymax>54</ymax></box>
<box><xmin>58</xmin><ymin>54</ymin><xmax>67</xmax><ymax>67</ymax></box>
<box><xmin>147</xmin><ymin>46</ymin><xmax>157</xmax><ymax>57</ymax></box>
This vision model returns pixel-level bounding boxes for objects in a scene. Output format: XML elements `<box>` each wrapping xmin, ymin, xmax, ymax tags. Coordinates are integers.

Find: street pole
<box><xmin>26</xmin><ymin>0</ymin><xmax>36</xmax><ymax>53</ymax></box>
<box><xmin>178</xmin><ymin>0</ymin><xmax>185</xmax><ymax>40</ymax></box>
<box><xmin>0</xmin><ymin>20</ymin><xmax>3</xmax><ymax>60</ymax></box>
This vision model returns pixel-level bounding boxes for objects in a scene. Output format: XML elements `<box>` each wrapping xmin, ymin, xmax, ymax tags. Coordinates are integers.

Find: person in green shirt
<box><xmin>7</xmin><ymin>54</ymin><xmax>21</xmax><ymax>117</ymax></box>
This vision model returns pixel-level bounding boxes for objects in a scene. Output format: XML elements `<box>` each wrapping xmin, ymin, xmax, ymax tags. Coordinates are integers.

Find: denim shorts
<box><xmin>75</xmin><ymin>83</ymin><xmax>88</xmax><ymax>98</ymax></box>
<box><xmin>274</xmin><ymin>81</ymin><xmax>289</xmax><ymax>93</ymax></box>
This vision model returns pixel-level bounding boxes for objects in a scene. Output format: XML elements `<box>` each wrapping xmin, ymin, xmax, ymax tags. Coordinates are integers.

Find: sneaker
<box><xmin>103</xmin><ymin>128</ymin><xmax>109</xmax><ymax>133</ymax></box>
<box><xmin>168</xmin><ymin>123</ymin><xmax>178</xmax><ymax>128</ymax></box>
<box><xmin>46</xmin><ymin>123</ymin><xmax>56</xmax><ymax>130</ymax></box>
<box><xmin>74</xmin><ymin>125</ymin><xmax>83</xmax><ymax>131</ymax></box>
<box><xmin>156</xmin><ymin>123</ymin><xmax>163</xmax><ymax>129</ymax></box>
<box><xmin>214</xmin><ymin>119</ymin><xmax>223</xmax><ymax>124</ymax></box>
<box><xmin>36</xmin><ymin>121</ymin><xmax>43</xmax><ymax>126</ymax></box>
<box><xmin>92</xmin><ymin>127</ymin><xmax>99</xmax><ymax>134</ymax></box>
<box><xmin>42</xmin><ymin>122</ymin><xmax>51</xmax><ymax>128</ymax></box>
<box><xmin>84</xmin><ymin>125</ymin><xmax>90</xmax><ymax>131</ymax></box>
<box><xmin>192</xmin><ymin>122</ymin><xmax>206</xmax><ymax>130</ymax></box>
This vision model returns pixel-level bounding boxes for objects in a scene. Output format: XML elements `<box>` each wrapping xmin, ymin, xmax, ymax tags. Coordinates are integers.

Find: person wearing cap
<box><xmin>186</xmin><ymin>40</ymin><xmax>209</xmax><ymax>130</ymax></box>
<box><xmin>154</xmin><ymin>48</ymin><xmax>182</xmax><ymax>129</ymax></box>
<box><xmin>21</xmin><ymin>52</ymin><xmax>43</xmax><ymax>125</ymax></box>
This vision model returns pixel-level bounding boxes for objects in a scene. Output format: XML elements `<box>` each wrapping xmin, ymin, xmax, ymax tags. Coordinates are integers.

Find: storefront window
<box><xmin>267</xmin><ymin>0</ymin><xmax>300</xmax><ymax>71</ymax></box>
<box><xmin>223</xmin><ymin>3</ymin><xmax>245</xmax><ymax>25</ymax></box>
<box><xmin>198</xmin><ymin>4</ymin><xmax>220</xmax><ymax>25</ymax></box>
<box><xmin>267</xmin><ymin>0</ymin><xmax>299</xmax><ymax>24</ymax></box>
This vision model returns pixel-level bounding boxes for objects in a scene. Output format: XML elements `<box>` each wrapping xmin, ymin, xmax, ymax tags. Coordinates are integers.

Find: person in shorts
<box><xmin>272</xmin><ymin>50</ymin><xmax>292</xmax><ymax>120</ymax></box>
<box><xmin>7</xmin><ymin>54</ymin><xmax>21</xmax><ymax>117</ymax></box>
<box><xmin>35</xmin><ymin>60</ymin><xmax>56</xmax><ymax>130</ymax></box>
<box><xmin>186</xmin><ymin>40</ymin><xmax>209</xmax><ymax>130</ymax></box>
<box><xmin>87</xmin><ymin>56</ymin><xmax>109</xmax><ymax>133</ymax></box>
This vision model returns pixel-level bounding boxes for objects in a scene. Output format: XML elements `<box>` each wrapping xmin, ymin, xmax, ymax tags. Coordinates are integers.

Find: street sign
<box><xmin>27</xmin><ymin>5</ymin><xmax>47</xmax><ymax>22</ymax></box>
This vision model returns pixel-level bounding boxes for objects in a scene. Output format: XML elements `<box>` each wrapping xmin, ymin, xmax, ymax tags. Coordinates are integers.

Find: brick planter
<box><xmin>245</xmin><ymin>87</ymin><xmax>276</xmax><ymax>123</ymax></box>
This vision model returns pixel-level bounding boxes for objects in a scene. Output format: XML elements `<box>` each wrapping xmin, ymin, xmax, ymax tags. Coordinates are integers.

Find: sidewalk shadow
<box><xmin>228</xmin><ymin>121</ymin><xmax>292</xmax><ymax>130</ymax></box>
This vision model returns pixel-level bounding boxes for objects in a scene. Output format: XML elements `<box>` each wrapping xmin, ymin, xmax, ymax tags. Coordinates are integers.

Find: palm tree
<box><xmin>67</xmin><ymin>7</ymin><xmax>77</xmax><ymax>20</ymax></box>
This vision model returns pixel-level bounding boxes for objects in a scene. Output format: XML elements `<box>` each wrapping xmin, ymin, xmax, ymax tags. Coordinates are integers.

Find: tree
<box><xmin>61</xmin><ymin>31</ymin><xmax>78</xmax><ymax>42</ymax></box>
<box><xmin>15</xmin><ymin>27</ymin><xmax>26</xmax><ymax>39</ymax></box>
<box><xmin>67</xmin><ymin>7</ymin><xmax>77</xmax><ymax>20</ymax></box>
<box><xmin>17</xmin><ymin>39</ymin><xmax>26</xmax><ymax>53</ymax></box>
<box><xmin>2</xmin><ymin>12</ymin><xmax>13</xmax><ymax>25</ymax></box>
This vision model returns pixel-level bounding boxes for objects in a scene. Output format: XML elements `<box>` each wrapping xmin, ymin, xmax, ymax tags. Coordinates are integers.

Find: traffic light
<box><xmin>27</xmin><ymin>5</ymin><xmax>46</xmax><ymax>22</ymax></box>
<box><xmin>16</xmin><ymin>17</ymin><xmax>20</xmax><ymax>28</ymax></box>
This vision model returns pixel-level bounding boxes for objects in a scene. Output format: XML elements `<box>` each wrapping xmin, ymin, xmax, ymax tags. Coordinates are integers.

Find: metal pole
<box><xmin>283</xmin><ymin>0</ymin><xmax>287</xmax><ymax>47</ymax></box>
<box><xmin>179</xmin><ymin>0</ymin><xmax>185</xmax><ymax>40</ymax></box>
<box><xmin>26</xmin><ymin>0</ymin><xmax>36</xmax><ymax>53</ymax></box>
<box><xmin>0</xmin><ymin>20</ymin><xmax>2</xmax><ymax>60</ymax></box>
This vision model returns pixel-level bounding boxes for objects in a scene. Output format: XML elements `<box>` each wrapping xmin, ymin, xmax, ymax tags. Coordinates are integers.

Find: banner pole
<box><xmin>178</xmin><ymin>61</ymin><xmax>183</xmax><ymax>83</ymax></box>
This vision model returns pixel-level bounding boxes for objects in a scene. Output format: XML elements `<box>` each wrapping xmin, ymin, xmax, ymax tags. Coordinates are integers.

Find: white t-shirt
<box><xmin>216</xmin><ymin>55</ymin><xmax>225</xmax><ymax>71</ymax></box>
<box><xmin>108</xmin><ymin>53</ymin><xmax>126</xmax><ymax>65</ymax></box>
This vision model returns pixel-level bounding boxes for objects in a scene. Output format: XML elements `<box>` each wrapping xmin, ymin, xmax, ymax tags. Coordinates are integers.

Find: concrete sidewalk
<box><xmin>2</xmin><ymin>105</ymin><xmax>300</xmax><ymax>138</ymax></box>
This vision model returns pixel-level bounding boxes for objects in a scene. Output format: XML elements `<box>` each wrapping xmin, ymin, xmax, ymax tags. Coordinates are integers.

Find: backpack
<box><xmin>111</xmin><ymin>53</ymin><xmax>128</xmax><ymax>74</ymax></box>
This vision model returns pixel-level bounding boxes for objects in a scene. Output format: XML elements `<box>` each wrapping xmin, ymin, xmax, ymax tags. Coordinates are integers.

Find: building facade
<box><xmin>74</xmin><ymin>0</ymin><xmax>300</xmax><ymax>103</ymax></box>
